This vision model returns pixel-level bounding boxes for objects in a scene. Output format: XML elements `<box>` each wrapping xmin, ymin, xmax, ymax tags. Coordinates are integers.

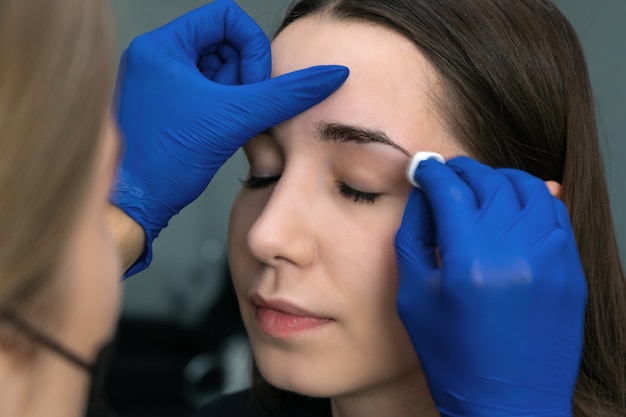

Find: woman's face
<box><xmin>229</xmin><ymin>18</ymin><xmax>464</xmax><ymax>397</ymax></box>
<box><xmin>54</xmin><ymin>116</ymin><xmax>122</xmax><ymax>363</ymax></box>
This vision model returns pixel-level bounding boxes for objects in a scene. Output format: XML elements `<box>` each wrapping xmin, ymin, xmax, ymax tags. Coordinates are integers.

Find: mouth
<box><xmin>251</xmin><ymin>294</ymin><xmax>333</xmax><ymax>338</ymax></box>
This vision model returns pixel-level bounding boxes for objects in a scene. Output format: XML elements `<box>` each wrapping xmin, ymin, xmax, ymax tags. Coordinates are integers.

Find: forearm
<box><xmin>106</xmin><ymin>204</ymin><xmax>146</xmax><ymax>274</ymax></box>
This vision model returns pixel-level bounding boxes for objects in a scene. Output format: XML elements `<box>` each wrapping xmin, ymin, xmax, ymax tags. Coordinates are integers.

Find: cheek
<box><xmin>322</xmin><ymin>196</ymin><xmax>420</xmax><ymax>382</ymax></box>
<box><xmin>335</xmin><ymin>194</ymin><xmax>406</xmax><ymax>269</ymax></box>
<box><xmin>99</xmin><ymin>219</ymin><xmax>122</xmax><ymax>310</ymax></box>
<box><xmin>326</xmin><ymin>196</ymin><xmax>409</xmax><ymax>316</ymax></box>
<box><xmin>81</xmin><ymin>218</ymin><xmax>121</xmax><ymax>330</ymax></box>
<box><xmin>60</xmin><ymin>212</ymin><xmax>122</xmax><ymax>357</ymax></box>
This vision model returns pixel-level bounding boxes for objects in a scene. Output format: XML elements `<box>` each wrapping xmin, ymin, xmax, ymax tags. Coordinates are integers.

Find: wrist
<box><xmin>106</xmin><ymin>203</ymin><xmax>146</xmax><ymax>276</ymax></box>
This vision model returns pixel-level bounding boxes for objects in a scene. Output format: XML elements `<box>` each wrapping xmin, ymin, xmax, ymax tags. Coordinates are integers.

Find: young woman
<box><xmin>200</xmin><ymin>0</ymin><xmax>626</xmax><ymax>416</ymax></box>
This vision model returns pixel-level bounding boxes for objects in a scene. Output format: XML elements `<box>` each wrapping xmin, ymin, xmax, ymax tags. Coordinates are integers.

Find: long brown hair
<box><xmin>0</xmin><ymin>0</ymin><xmax>114</xmax><ymax>349</ymax></box>
<box><xmin>251</xmin><ymin>0</ymin><xmax>626</xmax><ymax>415</ymax></box>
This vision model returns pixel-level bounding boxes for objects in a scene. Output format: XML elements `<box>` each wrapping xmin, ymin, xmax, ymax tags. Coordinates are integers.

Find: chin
<box><xmin>262</xmin><ymin>372</ymin><xmax>340</xmax><ymax>398</ymax></box>
<box><xmin>254</xmin><ymin>355</ymin><xmax>338</xmax><ymax>398</ymax></box>
<box><xmin>255</xmin><ymin>354</ymin><xmax>373</xmax><ymax>399</ymax></box>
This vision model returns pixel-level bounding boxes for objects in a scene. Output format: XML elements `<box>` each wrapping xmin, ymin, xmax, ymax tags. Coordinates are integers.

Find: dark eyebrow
<box><xmin>313</xmin><ymin>122</ymin><xmax>410</xmax><ymax>156</ymax></box>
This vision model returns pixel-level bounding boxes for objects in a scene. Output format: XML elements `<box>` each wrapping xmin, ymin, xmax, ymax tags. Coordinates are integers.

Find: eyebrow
<box><xmin>313</xmin><ymin>122</ymin><xmax>410</xmax><ymax>156</ymax></box>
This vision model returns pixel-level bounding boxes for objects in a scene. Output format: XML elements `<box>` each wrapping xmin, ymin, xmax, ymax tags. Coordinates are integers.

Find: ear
<box><xmin>545</xmin><ymin>180</ymin><xmax>562</xmax><ymax>200</ymax></box>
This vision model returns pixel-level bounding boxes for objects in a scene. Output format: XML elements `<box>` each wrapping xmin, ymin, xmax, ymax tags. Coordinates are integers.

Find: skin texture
<box><xmin>55</xmin><ymin>116</ymin><xmax>122</xmax><ymax>368</ymax></box>
<box><xmin>228</xmin><ymin>18</ymin><xmax>463</xmax><ymax>417</ymax></box>
<box><xmin>0</xmin><ymin>117</ymin><xmax>122</xmax><ymax>417</ymax></box>
<box><xmin>106</xmin><ymin>204</ymin><xmax>146</xmax><ymax>273</ymax></box>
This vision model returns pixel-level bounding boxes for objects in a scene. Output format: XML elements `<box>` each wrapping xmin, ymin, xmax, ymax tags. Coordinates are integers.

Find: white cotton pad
<box><xmin>406</xmin><ymin>152</ymin><xmax>445</xmax><ymax>188</ymax></box>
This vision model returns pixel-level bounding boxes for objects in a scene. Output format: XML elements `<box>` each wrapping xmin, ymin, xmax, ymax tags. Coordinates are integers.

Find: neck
<box><xmin>0</xmin><ymin>349</ymin><xmax>90</xmax><ymax>417</ymax></box>
<box><xmin>330</xmin><ymin>370</ymin><xmax>439</xmax><ymax>417</ymax></box>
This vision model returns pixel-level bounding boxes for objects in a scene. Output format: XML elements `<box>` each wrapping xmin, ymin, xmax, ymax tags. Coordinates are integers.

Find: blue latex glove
<box><xmin>395</xmin><ymin>156</ymin><xmax>587</xmax><ymax>417</ymax></box>
<box><xmin>113</xmin><ymin>0</ymin><xmax>349</xmax><ymax>276</ymax></box>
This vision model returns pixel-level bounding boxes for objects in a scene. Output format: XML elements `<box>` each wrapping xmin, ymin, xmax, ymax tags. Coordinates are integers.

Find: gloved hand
<box><xmin>395</xmin><ymin>156</ymin><xmax>586</xmax><ymax>417</ymax></box>
<box><xmin>112</xmin><ymin>0</ymin><xmax>348</xmax><ymax>276</ymax></box>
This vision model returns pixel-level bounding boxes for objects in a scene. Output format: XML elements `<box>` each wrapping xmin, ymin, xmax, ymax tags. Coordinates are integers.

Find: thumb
<box><xmin>395</xmin><ymin>187</ymin><xmax>438</xmax><ymax>280</ymax></box>
<box><xmin>233</xmin><ymin>65</ymin><xmax>349</xmax><ymax>134</ymax></box>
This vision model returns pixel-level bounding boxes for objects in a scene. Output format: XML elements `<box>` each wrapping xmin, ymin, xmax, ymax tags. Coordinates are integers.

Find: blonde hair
<box><xmin>0</xmin><ymin>0</ymin><xmax>114</xmax><ymax>318</ymax></box>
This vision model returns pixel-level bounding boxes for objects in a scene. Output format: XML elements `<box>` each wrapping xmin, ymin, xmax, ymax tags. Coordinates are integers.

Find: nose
<box><xmin>247</xmin><ymin>171</ymin><xmax>317</xmax><ymax>268</ymax></box>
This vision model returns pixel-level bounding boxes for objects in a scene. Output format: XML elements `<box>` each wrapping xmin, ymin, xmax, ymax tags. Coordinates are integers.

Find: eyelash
<box><xmin>336</xmin><ymin>182</ymin><xmax>381</xmax><ymax>204</ymax></box>
<box><xmin>242</xmin><ymin>175</ymin><xmax>382</xmax><ymax>205</ymax></box>
<box><xmin>242</xmin><ymin>175</ymin><xmax>281</xmax><ymax>189</ymax></box>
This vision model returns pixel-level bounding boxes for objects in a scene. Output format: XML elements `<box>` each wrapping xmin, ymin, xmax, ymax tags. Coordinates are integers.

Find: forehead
<box><xmin>271</xmin><ymin>17</ymin><xmax>453</xmax><ymax>155</ymax></box>
<box><xmin>272</xmin><ymin>16</ymin><xmax>425</xmax><ymax>75</ymax></box>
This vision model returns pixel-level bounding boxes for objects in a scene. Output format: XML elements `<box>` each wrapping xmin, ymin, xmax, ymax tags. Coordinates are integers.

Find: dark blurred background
<box><xmin>101</xmin><ymin>1</ymin><xmax>626</xmax><ymax>416</ymax></box>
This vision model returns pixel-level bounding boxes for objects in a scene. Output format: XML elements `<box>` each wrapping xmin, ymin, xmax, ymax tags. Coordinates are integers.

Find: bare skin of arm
<box><xmin>106</xmin><ymin>204</ymin><xmax>146</xmax><ymax>274</ymax></box>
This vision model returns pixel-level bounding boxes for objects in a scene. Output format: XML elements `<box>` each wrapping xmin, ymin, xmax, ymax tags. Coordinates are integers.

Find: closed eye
<box><xmin>241</xmin><ymin>175</ymin><xmax>281</xmax><ymax>189</ymax></box>
<box><xmin>242</xmin><ymin>176</ymin><xmax>382</xmax><ymax>205</ymax></box>
<box><xmin>337</xmin><ymin>182</ymin><xmax>382</xmax><ymax>204</ymax></box>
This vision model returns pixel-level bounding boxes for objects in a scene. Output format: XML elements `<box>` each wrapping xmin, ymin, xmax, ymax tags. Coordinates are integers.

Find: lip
<box><xmin>251</xmin><ymin>294</ymin><xmax>333</xmax><ymax>338</ymax></box>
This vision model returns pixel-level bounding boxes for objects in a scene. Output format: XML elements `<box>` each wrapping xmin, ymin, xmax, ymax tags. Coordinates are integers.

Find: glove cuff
<box><xmin>123</xmin><ymin>229</ymin><xmax>156</xmax><ymax>278</ymax></box>
<box><xmin>111</xmin><ymin>185</ymin><xmax>167</xmax><ymax>277</ymax></box>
